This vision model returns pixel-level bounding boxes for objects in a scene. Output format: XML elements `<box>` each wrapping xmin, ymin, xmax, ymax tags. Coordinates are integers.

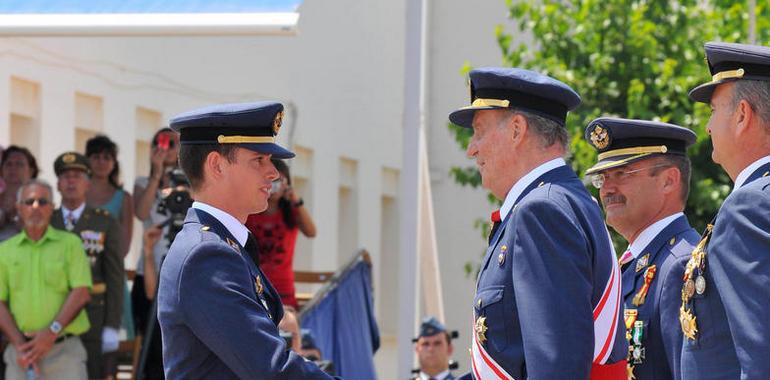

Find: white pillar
<box><xmin>397</xmin><ymin>0</ymin><xmax>426</xmax><ymax>377</ymax></box>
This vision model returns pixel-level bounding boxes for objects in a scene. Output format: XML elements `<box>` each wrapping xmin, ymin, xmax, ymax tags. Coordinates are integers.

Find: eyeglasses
<box><xmin>591</xmin><ymin>164</ymin><xmax>671</xmax><ymax>189</ymax></box>
<box><xmin>21</xmin><ymin>197</ymin><xmax>50</xmax><ymax>207</ymax></box>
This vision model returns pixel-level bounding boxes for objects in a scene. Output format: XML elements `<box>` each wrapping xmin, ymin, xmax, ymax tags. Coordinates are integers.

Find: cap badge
<box><xmin>273</xmin><ymin>110</ymin><xmax>284</xmax><ymax>134</ymax></box>
<box><xmin>590</xmin><ymin>125</ymin><xmax>611</xmax><ymax>149</ymax></box>
<box><xmin>62</xmin><ymin>153</ymin><xmax>76</xmax><ymax>164</ymax></box>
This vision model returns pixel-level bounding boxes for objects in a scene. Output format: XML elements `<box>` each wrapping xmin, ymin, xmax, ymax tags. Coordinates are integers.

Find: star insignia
<box><xmin>474</xmin><ymin>316</ymin><xmax>488</xmax><ymax>344</ymax></box>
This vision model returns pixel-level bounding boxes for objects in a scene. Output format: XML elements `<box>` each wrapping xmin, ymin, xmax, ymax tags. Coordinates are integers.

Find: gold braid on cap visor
<box><xmin>217</xmin><ymin>135</ymin><xmax>275</xmax><ymax>144</ymax></box>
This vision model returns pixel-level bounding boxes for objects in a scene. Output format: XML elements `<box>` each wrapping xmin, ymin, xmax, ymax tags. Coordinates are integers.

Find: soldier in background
<box><xmin>413</xmin><ymin>317</ymin><xmax>455</xmax><ymax>380</ymax></box>
<box><xmin>51</xmin><ymin>152</ymin><xmax>123</xmax><ymax>380</ymax></box>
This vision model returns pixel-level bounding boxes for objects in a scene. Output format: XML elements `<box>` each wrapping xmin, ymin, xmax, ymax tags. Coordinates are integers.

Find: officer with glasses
<box><xmin>585</xmin><ymin>117</ymin><xmax>699</xmax><ymax>380</ymax></box>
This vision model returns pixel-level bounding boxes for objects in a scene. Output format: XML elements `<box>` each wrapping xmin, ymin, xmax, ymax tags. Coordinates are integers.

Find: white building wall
<box><xmin>0</xmin><ymin>0</ymin><xmax>519</xmax><ymax>377</ymax></box>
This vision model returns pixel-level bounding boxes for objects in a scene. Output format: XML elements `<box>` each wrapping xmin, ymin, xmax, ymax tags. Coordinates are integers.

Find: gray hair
<box><xmin>731</xmin><ymin>80</ymin><xmax>770</xmax><ymax>133</ymax></box>
<box><xmin>501</xmin><ymin>108</ymin><xmax>569</xmax><ymax>151</ymax></box>
<box><xmin>650</xmin><ymin>154</ymin><xmax>691</xmax><ymax>203</ymax></box>
<box><xmin>16</xmin><ymin>179</ymin><xmax>54</xmax><ymax>204</ymax></box>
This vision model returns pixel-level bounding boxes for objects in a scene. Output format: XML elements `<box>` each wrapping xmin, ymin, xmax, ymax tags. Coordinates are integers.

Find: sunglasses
<box><xmin>21</xmin><ymin>197</ymin><xmax>50</xmax><ymax>207</ymax></box>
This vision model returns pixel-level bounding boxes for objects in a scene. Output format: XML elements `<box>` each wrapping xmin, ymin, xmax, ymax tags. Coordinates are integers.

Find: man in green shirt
<box><xmin>0</xmin><ymin>179</ymin><xmax>92</xmax><ymax>380</ymax></box>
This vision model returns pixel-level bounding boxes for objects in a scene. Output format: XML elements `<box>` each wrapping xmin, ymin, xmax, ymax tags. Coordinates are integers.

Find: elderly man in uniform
<box><xmin>449</xmin><ymin>67</ymin><xmax>627</xmax><ymax>380</ymax></box>
<box><xmin>679</xmin><ymin>42</ymin><xmax>770</xmax><ymax>380</ymax></box>
<box><xmin>584</xmin><ymin>118</ymin><xmax>699</xmax><ymax>379</ymax></box>
<box><xmin>157</xmin><ymin>102</ymin><xmax>339</xmax><ymax>379</ymax></box>
<box><xmin>50</xmin><ymin>152</ymin><xmax>123</xmax><ymax>380</ymax></box>
<box><xmin>413</xmin><ymin>317</ymin><xmax>455</xmax><ymax>380</ymax></box>
<box><xmin>0</xmin><ymin>179</ymin><xmax>92</xmax><ymax>379</ymax></box>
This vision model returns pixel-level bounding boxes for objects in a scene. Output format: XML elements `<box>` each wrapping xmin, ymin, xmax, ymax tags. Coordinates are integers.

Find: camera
<box><xmin>156</xmin><ymin>169</ymin><xmax>194</xmax><ymax>245</ymax></box>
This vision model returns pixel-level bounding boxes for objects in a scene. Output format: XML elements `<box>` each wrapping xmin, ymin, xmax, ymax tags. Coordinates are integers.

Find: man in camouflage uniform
<box><xmin>51</xmin><ymin>152</ymin><xmax>123</xmax><ymax>380</ymax></box>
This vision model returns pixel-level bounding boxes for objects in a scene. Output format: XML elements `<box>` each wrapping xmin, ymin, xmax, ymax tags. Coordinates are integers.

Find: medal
<box><xmin>474</xmin><ymin>316</ymin><xmax>488</xmax><ymax>344</ymax></box>
<box><xmin>679</xmin><ymin>305</ymin><xmax>698</xmax><ymax>340</ymax></box>
<box><xmin>683</xmin><ymin>278</ymin><xmax>695</xmax><ymax>301</ymax></box>
<box><xmin>255</xmin><ymin>276</ymin><xmax>264</xmax><ymax>295</ymax></box>
<box><xmin>632</xmin><ymin>265</ymin><xmax>657</xmax><ymax>306</ymax></box>
<box><xmin>632</xmin><ymin>345</ymin><xmax>646</xmax><ymax>364</ymax></box>
<box><xmin>624</xmin><ymin>309</ymin><xmax>638</xmax><ymax>330</ymax></box>
<box><xmin>632</xmin><ymin>320</ymin><xmax>644</xmax><ymax>346</ymax></box>
<box><xmin>695</xmin><ymin>275</ymin><xmax>706</xmax><ymax>295</ymax></box>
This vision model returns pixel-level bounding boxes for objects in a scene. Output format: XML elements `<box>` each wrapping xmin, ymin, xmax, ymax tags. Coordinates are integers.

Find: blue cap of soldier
<box><xmin>689</xmin><ymin>42</ymin><xmax>770</xmax><ymax>103</ymax></box>
<box><xmin>170</xmin><ymin>101</ymin><xmax>295</xmax><ymax>159</ymax></box>
<box><xmin>449</xmin><ymin>67</ymin><xmax>581</xmax><ymax>128</ymax></box>
<box><xmin>416</xmin><ymin>316</ymin><xmax>446</xmax><ymax>340</ymax></box>
<box><xmin>584</xmin><ymin>117</ymin><xmax>697</xmax><ymax>175</ymax></box>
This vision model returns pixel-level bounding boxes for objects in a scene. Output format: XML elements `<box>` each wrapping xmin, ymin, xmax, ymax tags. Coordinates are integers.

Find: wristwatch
<box><xmin>292</xmin><ymin>198</ymin><xmax>304</xmax><ymax>208</ymax></box>
<box><xmin>49</xmin><ymin>321</ymin><xmax>63</xmax><ymax>335</ymax></box>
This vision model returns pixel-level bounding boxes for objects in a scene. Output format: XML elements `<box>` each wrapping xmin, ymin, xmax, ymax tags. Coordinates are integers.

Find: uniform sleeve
<box><xmin>103</xmin><ymin>216</ymin><xmax>124</xmax><ymax>329</ymax></box>
<box><xmin>660</xmin><ymin>254</ymin><xmax>687</xmax><ymax>380</ymax></box>
<box><xmin>708</xmin><ymin>189</ymin><xmax>770</xmax><ymax>379</ymax></box>
<box><xmin>511</xmin><ymin>198</ymin><xmax>593</xmax><ymax>379</ymax></box>
<box><xmin>67</xmin><ymin>234</ymin><xmax>93</xmax><ymax>289</ymax></box>
<box><xmin>178</xmin><ymin>242</ymin><xmax>336</xmax><ymax>379</ymax></box>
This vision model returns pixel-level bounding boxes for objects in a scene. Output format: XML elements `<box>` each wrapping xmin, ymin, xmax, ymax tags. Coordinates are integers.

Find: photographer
<box><xmin>131</xmin><ymin>128</ymin><xmax>181</xmax><ymax>380</ymax></box>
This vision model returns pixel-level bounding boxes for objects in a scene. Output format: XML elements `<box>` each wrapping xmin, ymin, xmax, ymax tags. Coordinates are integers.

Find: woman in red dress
<box><xmin>246</xmin><ymin>159</ymin><xmax>316</xmax><ymax>310</ymax></box>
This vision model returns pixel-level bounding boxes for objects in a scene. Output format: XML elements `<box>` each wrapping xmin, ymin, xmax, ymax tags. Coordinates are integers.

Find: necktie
<box><xmin>488</xmin><ymin>209</ymin><xmax>501</xmax><ymax>244</ymax></box>
<box><xmin>245</xmin><ymin>233</ymin><xmax>260</xmax><ymax>266</ymax></box>
<box><xmin>619</xmin><ymin>248</ymin><xmax>633</xmax><ymax>271</ymax></box>
<box><xmin>65</xmin><ymin>213</ymin><xmax>76</xmax><ymax>231</ymax></box>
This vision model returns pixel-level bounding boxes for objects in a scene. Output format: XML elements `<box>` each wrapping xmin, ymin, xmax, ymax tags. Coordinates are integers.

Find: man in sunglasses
<box><xmin>584</xmin><ymin>117</ymin><xmax>699</xmax><ymax>380</ymax></box>
<box><xmin>49</xmin><ymin>152</ymin><xmax>123</xmax><ymax>380</ymax></box>
<box><xmin>0</xmin><ymin>179</ymin><xmax>92</xmax><ymax>379</ymax></box>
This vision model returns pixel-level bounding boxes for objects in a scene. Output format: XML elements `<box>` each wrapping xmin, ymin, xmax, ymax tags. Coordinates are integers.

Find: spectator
<box><xmin>84</xmin><ymin>135</ymin><xmax>136</xmax><ymax>346</ymax></box>
<box><xmin>245</xmin><ymin>159</ymin><xmax>316</xmax><ymax>309</ymax></box>
<box><xmin>85</xmin><ymin>135</ymin><xmax>133</xmax><ymax>258</ymax></box>
<box><xmin>0</xmin><ymin>179</ymin><xmax>92</xmax><ymax>380</ymax></box>
<box><xmin>50</xmin><ymin>152</ymin><xmax>123</xmax><ymax>380</ymax></box>
<box><xmin>131</xmin><ymin>128</ymin><xmax>179</xmax><ymax>380</ymax></box>
<box><xmin>0</xmin><ymin>146</ymin><xmax>39</xmax><ymax>242</ymax></box>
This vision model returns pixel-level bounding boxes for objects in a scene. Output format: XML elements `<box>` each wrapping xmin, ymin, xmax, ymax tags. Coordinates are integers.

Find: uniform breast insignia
<box><xmin>635</xmin><ymin>253</ymin><xmax>649</xmax><ymax>272</ymax></box>
<box><xmin>474</xmin><ymin>316</ymin><xmax>488</xmax><ymax>344</ymax></box>
<box><xmin>498</xmin><ymin>245</ymin><xmax>507</xmax><ymax>266</ymax></box>
<box><xmin>79</xmin><ymin>230</ymin><xmax>105</xmax><ymax>254</ymax></box>
<box><xmin>255</xmin><ymin>275</ymin><xmax>264</xmax><ymax>295</ymax></box>
<box><xmin>632</xmin><ymin>265</ymin><xmax>657</xmax><ymax>306</ymax></box>
<box><xmin>680</xmin><ymin>224</ymin><xmax>713</xmax><ymax>340</ymax></box>
<box><xmin>225</xmin><ymin>237</ymin><xmax>240</xmax><ymax>252</ymax></box>
<box><xmin>624</xmin><ymin>309</ymin><xmax>640</xmax><ymax>378</ymax></box>
<box><xmin>630</xmin><ymin>321</ymin><xmax>646</xmax><ymax>364</ymax></box>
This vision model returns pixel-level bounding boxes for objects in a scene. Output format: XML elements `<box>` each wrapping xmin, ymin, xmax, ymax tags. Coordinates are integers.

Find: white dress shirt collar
<box><xmin>62</xmin><ymin>202</ymin><xmax>86</xmax><ymax>224</ymax></box>
<box><xmin>419</xmin><ymin>369</ymin><xmax>450</xmax><ymax>380</ymax></box>
<box><xmin>628</xmin><ymin>212</ymin><xmax>684</xmax><ymax>258</ymax></box>
<box><xmin>733</xmin><ymin>155</ymin><xmax>770</xmax><ymax>192</ymax></box>
<box><xmin>192</xmin><ymin>201</ymin><xmax>249</xmax><ymax>246</ymax></box>
<box><xmin>499</xmin><ymin>157</ymin><xmax>566</xmax><ymax>220</ymax></box>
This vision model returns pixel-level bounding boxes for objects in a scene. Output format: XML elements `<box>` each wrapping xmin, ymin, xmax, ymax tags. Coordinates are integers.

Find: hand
<box><xmin>283</xmin><ymin>186</ymin><xmax>300</xmax><ymax>203</ymax></box>
<box><xmin>18</xmin><ymin>329</ymin><xmax>57</xmax><ymax>364</ymax></box>
<box><xmin>149</xmin><ymin>147</ymin><xmax>167</xmax><ymax>180</ymax></box>
<box><xmin>144</xmin><ymin>226</ymin><xmax>163</xmax><ymax>256</ymax></box>
<box><xmin>101</xmin><ymin>327</ymin><xmax>120</xmax><ymax>353</ymax></box>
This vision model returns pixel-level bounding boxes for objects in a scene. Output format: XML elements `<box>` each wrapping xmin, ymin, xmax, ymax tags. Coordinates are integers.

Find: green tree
<box><xmin>450</xmin><ymin>0</ymin><xmax>770</xmax><ymax>260</ymax></box>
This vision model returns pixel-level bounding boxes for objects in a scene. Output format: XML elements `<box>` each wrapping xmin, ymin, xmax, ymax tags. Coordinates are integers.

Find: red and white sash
<box><xmin>470</xmin><ymin>234</ymin><xmax>622</xmax><ymax>379</ymax></box>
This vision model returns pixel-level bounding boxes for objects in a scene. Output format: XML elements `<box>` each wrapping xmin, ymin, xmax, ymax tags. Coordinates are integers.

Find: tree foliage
<box><xmin>449</xmin><ymin>0</ymin><xmax>770</xmax><ymax>256</ymax></box>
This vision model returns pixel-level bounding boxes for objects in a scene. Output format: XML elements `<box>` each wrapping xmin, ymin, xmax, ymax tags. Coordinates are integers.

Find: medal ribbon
<box><xmin>632</xmin><ymin>265</ymin><xmax>657</xmax><ymax>306</ymax></box>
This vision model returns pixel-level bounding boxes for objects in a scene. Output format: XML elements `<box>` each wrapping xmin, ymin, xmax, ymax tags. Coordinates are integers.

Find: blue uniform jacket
<box><xmin>466</xmin><ymin>165</ymin><xmax>627</xmax><ymax>379</ymax></box>
<box><xmin>622</xmin><ymin>215</ymin><xmax>697</xmax><ymax>380</ymax></box>
<box><xmin>681</xmin><ymin>162</ymin><xmax>770</xmax><ymax>380</ymax></box>
<box><xmin>158</xmin><ymin>208</ymin><xmax>337</xmax><ymax>380</ymax></box>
